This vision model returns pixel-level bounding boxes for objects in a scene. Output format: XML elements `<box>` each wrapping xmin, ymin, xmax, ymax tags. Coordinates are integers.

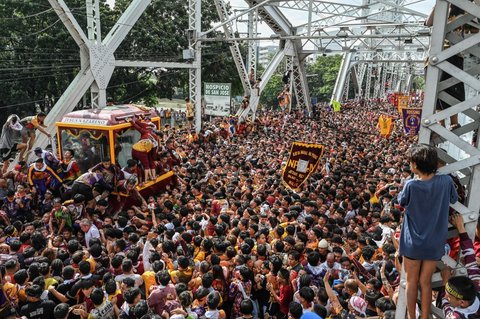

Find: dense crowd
<box><xmin>0</xmin><ymin>99</ymin><xmax>478</xmax><ymax>319</ymax></box>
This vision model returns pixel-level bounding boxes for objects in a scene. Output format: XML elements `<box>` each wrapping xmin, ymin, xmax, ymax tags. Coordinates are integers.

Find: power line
<box><xmin>0</xmin><ymin>8</ymin><xmax>53</xmax><ymax>20</ymax></box>
<box><xmin>0</xmin><ymin>64</ymin><xmax>80</xmax><ymax>72</ymax></box>
<box><xmin>119</xmin><ymin>87</ymin><xmax>151</xmax><ymax>104</ymax></box>
<box><xmin>0</xmin><ymin>66</ymin><xmax>80</xmax><ymax>79</ymax></box>
<box><xmin>0</xmin><ymin>19</ymin><xmax>62</xmax><ymax>40</ymax></box>
<box><xmin>0</xmin><ymin>49</ymin><xmax>80</xmax><ymax>53</ymax></box>
<box><xmin>0</xmin><ymin>98</ymin><xmax>55</xmax><ymax>110</ymax></box>
<box><xmin>0</xmin><ymin>71</ymin><xmax>76</xmax><ymax>83</ymax></box>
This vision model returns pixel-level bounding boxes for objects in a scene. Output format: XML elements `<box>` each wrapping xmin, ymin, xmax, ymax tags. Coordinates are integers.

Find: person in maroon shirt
<box><xmin>148</xmin><ymin>270</ymin><xmax>177</xmax><ymax>316</ymax></box>
<box><xmin>267</xmin><ymin>268</ymin><xmax>293</xmax><ymax>319</ymax></box>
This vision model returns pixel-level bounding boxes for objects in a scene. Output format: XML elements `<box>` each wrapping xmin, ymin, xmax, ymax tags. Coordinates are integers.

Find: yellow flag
<box><xmin>332</xmin><ymin>100</ymin><xmax>341</xmax><ymax>112</ymax></box>
<box><xmin>378</xmin><ymin>115</ymin><xmax>394</xmax><ymax>137</ymax></box>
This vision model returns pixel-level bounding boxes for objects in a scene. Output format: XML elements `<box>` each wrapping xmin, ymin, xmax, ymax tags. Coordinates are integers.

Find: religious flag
<box><xmin>378</xmin><ymin>115</ymin><xmax>394</xmax><ymax>138</ymax></box>
<box><xmin>397</xmin><ymin>95</ymin><xmax>409</xmax><ymax>114</ymax></box>
<box><xmin>282</xmin><ymin>142</ymin><xmax>325</xmax><ymax>190</ymax></box>
<box><xmin>387</xmin><ymin>93</ymin><xmax>394</xmax><ymax>105</ymax></box>
<box><xmin>332</xmin><ymin>100</ymin><xmax>341</xmax><ymax>112</ymax></box>
<box><xmin>402</xmin><ymin>108</ymin><xmax>422</xmax><ymax>135</ymax></box>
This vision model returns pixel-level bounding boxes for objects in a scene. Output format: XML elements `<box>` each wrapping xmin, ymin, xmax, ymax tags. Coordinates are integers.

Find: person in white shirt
<box><xmin>80</xmin><ymin>218</ymin><xmax>100</xmax><ymax>248</ymax></box>
<box><xmin>115</xmin><ymin>259</ymin><xmax>144</xmax><ymax>288</ymax></box>
<box><xmin>378</xmin><ymin>215</ymin><xmax>395</xmax><ymax>247</ymax></box>
<box><xmin>319</xmin><ymin>253</ymin><xmax>341</xmax><ymax>275</ymax></box>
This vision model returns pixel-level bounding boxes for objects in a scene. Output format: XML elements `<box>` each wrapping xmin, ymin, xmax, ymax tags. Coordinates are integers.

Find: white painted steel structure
<box><xmin>26</xmin><ymin>2</ymin><xmax>480</xmax><ymax>317</ymax></box>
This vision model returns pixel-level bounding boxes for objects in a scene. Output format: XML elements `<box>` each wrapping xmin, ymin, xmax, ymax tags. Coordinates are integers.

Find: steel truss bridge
<box><xmin>25</xmin><ymin>1</ymin><xmax>480</xmax><ymax>318</ymax></box>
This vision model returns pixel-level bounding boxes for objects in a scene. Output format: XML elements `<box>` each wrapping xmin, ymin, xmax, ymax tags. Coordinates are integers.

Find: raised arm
<box><xmin>323</xmin><ymin>270</ymin><xmax>343</xmax><ymax>314</ymax></box>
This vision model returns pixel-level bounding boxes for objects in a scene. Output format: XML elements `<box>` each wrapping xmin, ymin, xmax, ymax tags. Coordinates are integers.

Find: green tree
<box><xmin>306</xmin><ymin>54</ymin><xmax>342</xmax><ymax>102</ymax></box>
<box><xmin>107</xmin><ymin>0</ymin><xmax>243</xmax><ymax>104</ymax></box>
<box><xmin>260</xmin><ymin>74</ymin><xmax>282</xmax><ymax>108</ymax></box>
<box><xmin>412</xmin><ymin>76</ymin><xmax>425</xmax><ymax>91</ymax></box>
<box><xmin>0</xmin><ymin>0</ymin><xmax>86</xmax><ymax>123</ymax></box>
<box><xmin>0</xmin><ymin>0</ymin><xmax>242</xmax><ymax>122</ymax></box>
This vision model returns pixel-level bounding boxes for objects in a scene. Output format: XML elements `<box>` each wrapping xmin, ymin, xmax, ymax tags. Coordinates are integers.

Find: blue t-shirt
<box><xmin>398</xmin><ymin>174</ymin><xmax>458</xmax><ymax>260</ymax></box>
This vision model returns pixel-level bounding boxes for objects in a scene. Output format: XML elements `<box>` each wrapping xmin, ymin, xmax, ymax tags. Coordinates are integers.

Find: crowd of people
<box><xmin>0</xmin><ymin>99</ymin><xmax>478</xmax><ymax>319</ymax></box>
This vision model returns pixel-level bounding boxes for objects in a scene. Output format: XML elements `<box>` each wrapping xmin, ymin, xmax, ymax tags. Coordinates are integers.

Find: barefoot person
<box><xmin>398</xmin><ymin>144</ymin><xmax>459</xmax><ymax>319</ymax></box>
<box><xmin>21</xmin><ymin>112</ymin><xmax>50</xmax><ymax>153</ymax></box>
<box><xmin>185</xmin><ymin>98</ymin><xmax>194</xmax><ymax>130</ymax></box>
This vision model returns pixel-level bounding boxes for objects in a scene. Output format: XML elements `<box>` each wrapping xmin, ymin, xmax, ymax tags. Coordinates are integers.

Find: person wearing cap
<box><xmin>0</xmin><ymin>114</ymin><xmax>27</xmax><ymax>170</ymax></box>
<box><xmin>317</xmin><ymin>239</ymin><xmax>330</xmax><ymax>261</ymax></box>
<box><xmin>20</xmin><ymin>284</ymin><xmax>56</xmax><ymax>319</ymax></box>
<box><xmin>27</xmin><ymin>158</ymin><xmax>63</xmax><ymax>200</ymax></box>
<box><xmin>348</xmin><ymin>296</ymin><xmax>368</xmax><ymax>317</ymax></box>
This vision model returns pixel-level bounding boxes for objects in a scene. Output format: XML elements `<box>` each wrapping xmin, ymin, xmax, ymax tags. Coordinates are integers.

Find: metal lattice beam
<box><xmin>188</xmin><ymin>0</ymin><xmax>202</xmax><ymax>132</ymax></box>
<box><xmin>16</xmin><ymin>0</ymin><xmax>152</xmax><ymax>167</ymax></box>
<box><xmin>244</xmin><ymin>0</ymin><xmax>293</xmax><ymax>35</ymax></box>
<box><xmin>247</xmin><ymin>9</ymin><xmax>258</xmax><ymax>81</ymax></box>
<box><xmin>394</xmin><ymin>0</ymin><xmax>480</xmax><ymax>317</ymax></box>
<box><xmin>214</xmin><ymin>0</ymin><xmax>251</xmax><ymax>95</ymax></box>
<box><xmin>269</xmin><ymin>0</ymin><xmax>364</xmax><ymax>16</ymax></box>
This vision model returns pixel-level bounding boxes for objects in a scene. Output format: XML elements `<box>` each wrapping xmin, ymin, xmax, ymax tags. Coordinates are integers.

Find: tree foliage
<box><xmin>260</xmin><ymin>74</ymin><xmax>282</xmax><ymax>108</ymax></box>
<box><xmin>0</xmin><ymin>0</ymin><xmax>84</xmax><ymax>124</ymax></box>
<box><xmin>306</xmin><ymin>54</ymin><xmax>342</xmax><ymax>102</ymax></box>
<box><xmin>258</xmin><ymin>54</ymin><xmax>342</xmax><ymax>108</ymax></box>
<box><xmin>0</xmin><ymin>0</ymin><xmax>242</xmax><ymax>125</ymax></box>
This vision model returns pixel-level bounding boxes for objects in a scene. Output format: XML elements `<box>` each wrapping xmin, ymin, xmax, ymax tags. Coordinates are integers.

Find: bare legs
<box><xmin>145</xmin><ymin>168</ymin><xmax>156</xmax><ymax>182</ymax></box>
<box><xmin>27</xmin><ymin>132</ymin><xmax>35</xmax><ymax>152</ymax></box>
<box><xmin>2</xmin><ymin>143</ymin><xmax>27</xmax><ymax>174</ymax></box>
<box><xmin>418</xmin><ymin>260</ymin><xmax>437</xmax><ymax>319</ymax></box>
<box><xmin>403</xmin><ymin>257</ymin><xmax>437</xmax><ymax>319</ymax></box>
<box><xmin>17</xmin><ymin>143</ymin><xmax>27</xmax><ymax>162</ymax></box>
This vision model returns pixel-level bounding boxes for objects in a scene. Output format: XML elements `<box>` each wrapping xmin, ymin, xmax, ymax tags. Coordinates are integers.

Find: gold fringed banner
<box><xmin>282</xmin><ymin>142</ymin><xmax>325</xmax><ymax>190</ymax></box>
<box><xmin>378</xmin><ymin>115</ymin><xmax>394</xmax><ymax>138</ymax></box>
<box><xmin>65</xmin><ymin>129</ymin><xmax>106</xmax><ymax>140</ymax></box>
<box><xmin>397</xmin><ymin>95</ymin><xmax>409</xmax><ymax>114</ymax></box>
<box><xmin>402</xmin><ymin>108</ymin><xmax>422</xmax><ymax>136</ymax></box>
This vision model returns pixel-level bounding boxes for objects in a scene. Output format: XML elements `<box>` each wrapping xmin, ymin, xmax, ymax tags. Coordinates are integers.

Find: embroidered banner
<box><xmin>282</xmin><ymin>142</ymin><xmax>325</xmax><ymax>190</ymax></box>
<box><xmin>402</xmin><ymin>108</ymin><xmax>422</xmax><ymax>135</ymax></box>
<box><xmin>378</xmin><ymin>115</ymin><xmax>394</xmax><ymax>138</ymax></box>
<box><xmin>397</xmin><ymin>95</ymin><xmax>409</xmax><ymax>114</ymax></box>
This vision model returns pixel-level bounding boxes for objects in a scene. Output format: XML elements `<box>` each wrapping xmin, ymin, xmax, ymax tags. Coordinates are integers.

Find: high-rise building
<box><xmin>258</xmin><ymin>45</ymin><xmax>278</xmax><ymax>66</ymax></box>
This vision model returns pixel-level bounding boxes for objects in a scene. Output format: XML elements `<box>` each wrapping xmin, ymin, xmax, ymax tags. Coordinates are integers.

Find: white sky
<box><xmin>106</xmin><ymin>0</ymin><xmax>435</xmax><ymax>39</ymax></box>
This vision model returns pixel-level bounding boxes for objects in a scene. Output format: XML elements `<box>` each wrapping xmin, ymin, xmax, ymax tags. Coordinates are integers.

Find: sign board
<box><xmin>204</xmin><ymin>83</ymin><xmax>231</xmax><ymax>116</ymax></box>
<box><xmin>62</xmin><ymin>117</ymin><xmax>109</xmax><ymax>126</ymax></box>
<box><xmin>282</xmin><ymin>142</ymin><xmax>325</xmax><ymax>190</ymax></box>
